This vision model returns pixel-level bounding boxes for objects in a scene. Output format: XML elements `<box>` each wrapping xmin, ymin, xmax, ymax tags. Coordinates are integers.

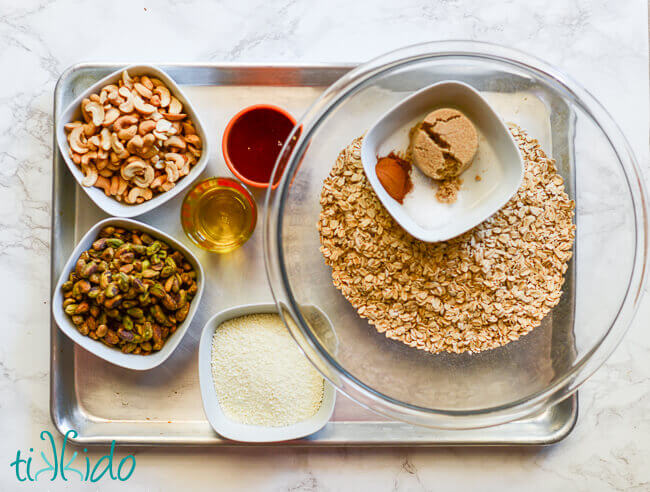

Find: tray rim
<box><xmin>50</xmin><ymin>62</ymin><xmax>578</xmax><ymax>447</ymax></box>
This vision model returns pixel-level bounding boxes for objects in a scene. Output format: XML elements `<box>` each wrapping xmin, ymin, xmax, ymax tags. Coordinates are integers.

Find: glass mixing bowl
<box><xmin>264</xmin><ymin>41</ymin><xmax>648</xmax><ymax>429</ymax></box>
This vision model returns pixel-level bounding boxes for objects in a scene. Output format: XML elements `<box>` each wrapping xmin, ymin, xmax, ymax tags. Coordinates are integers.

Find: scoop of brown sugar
<box><xmin>410</xmin><ymin>108</ymin><xmax>478</xmax><ymax>180</ymax></box>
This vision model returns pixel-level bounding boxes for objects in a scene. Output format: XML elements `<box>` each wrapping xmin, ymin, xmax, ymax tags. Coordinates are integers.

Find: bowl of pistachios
<box><xmin>52</xmin><ymin>217</ymin><xmax>204</xmax><ymax>370</ymax></box>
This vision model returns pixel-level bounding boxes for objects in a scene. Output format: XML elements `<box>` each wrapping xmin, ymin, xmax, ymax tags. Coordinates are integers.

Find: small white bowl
<box><xmin>198</xmin><ymin>303</ymin><xmax>336</xmax><ymax>442</ymax></box>
<box><xmin>52</xmin><ymin>217</ymin><xmax>204</xmax><ymax>370</ymax></box>
<box><xmin>361</xmin><ymin>80</ymin><xmax>524</xmax><ymax>242</ymax></box>
<box><xmin>56</xmin><ymin>64</ymin><xmax>210</xmax><ymax>217</ymax></box>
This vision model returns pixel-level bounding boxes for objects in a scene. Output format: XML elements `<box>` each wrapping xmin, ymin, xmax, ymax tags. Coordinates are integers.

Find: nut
<box><xmin>63</xmin><ymin>70</ymin><xmax>202</xmax><ymax>205</ymax></box>
<box><xmin>59</xmin><ymin>226</ymin><xmax>198</xmax><ymax>355</ymax></box>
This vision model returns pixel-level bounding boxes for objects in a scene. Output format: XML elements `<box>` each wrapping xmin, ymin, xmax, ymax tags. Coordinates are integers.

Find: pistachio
<box><xmin>61</xmin><ymin>225</ymin><xmax>197</xmax><ymax>356</ymax></box>
<box><xmin>96</xmin><ymin>324</ymin><xmax>108</xmax><ymax>337</ymax></box>
<box><xmin>175</xmin><ymin>303</ymin><xmax>190</xmax><ymax>322</ymax></box>
<box><xmin>121</xmin><ymin>342</ymin><xmax>137</xmax><ymax>353</ymax></box>
<box><xmin>150</xmin><ymin>283</ymin><xmax>166</xmax><ymax>298</ymax></box>
<box><xmin>92</xmin><ymin>238</ymin><xmax>108</xmax><ymax>250</ymax></box>
<box><xmin>64</xmin><ymin>304</ymin><xmax>79</xmax><ymax>316</ymax></box>
<box><xmin>103</xmin><ymin>294</ymin><xmax>123</xmax><ymax>310</ymax></box>
<box><xmin>74</xmin><ymin>302</ymin><xmax>90</xmax><ymax>315</ymax></box>
<box><xmin>106</xmin><ymin>238</ymin><xmax>124</xmax><ymax>249</ymax></box>
<box><xmin>104</xmin><ymin>283</ymin><xmax>120</xmax><ymax>298</ymax></box>
<box><xmin>127</xmin><ymin>307</ymin><xmax>144</xmax><ymax>319</ymax></box>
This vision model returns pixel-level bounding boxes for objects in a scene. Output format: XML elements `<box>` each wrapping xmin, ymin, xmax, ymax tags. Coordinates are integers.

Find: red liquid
<box><xmin>226</xmin><ymin>108</ymin><xmax>295</xmax><ymax>184</ymax></box>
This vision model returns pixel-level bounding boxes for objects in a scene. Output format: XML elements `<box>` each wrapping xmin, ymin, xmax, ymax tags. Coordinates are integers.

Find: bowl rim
<box><xmin>55</xmin><ymin>64</ymin><xmax>210</xmax><ymax>218</ymax></box>
<box><xmin>197</xmin><ymin>302</ymin><xmax>336</xmax><ymax>442</ymax></box>
<box><xmin>222</xmin><ymin>104</ymin><xmax>297</xmax><ymax>189</ymax></box>
<box><xmin>51</xmin><ymin>217</ymin><xmax>205</xmax><ymax>371</ymax></box>
<box><xmin>361</xmin><ymin>79</ymin><xmax>524</xmax><ymax>242</ymax></box>
<box><xmin>264</xmin><ymin>40</ymin><xmax>649</xmax><ymax>429</ymax></box>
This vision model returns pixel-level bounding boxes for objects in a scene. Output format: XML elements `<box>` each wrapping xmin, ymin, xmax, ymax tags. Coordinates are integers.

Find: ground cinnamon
<box><xmin>375</xmin><ymin>153</ymin><xmax>412</xmax><ymax>203</ymax></box>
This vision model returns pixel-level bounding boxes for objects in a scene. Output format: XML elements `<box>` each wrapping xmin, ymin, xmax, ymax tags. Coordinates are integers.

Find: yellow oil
<box><xmin>182</xmin><ymin>179</ymin><xmax>256</xmax><ymax>253</ymax></box>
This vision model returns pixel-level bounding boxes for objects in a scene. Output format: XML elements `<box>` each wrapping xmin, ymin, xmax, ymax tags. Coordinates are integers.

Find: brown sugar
<box><xmin>410</xmin><ymin>108</ymin><xmax>478</xmax><ymax>180</ymax></box>
<box><xmin>435</xmin><ymin>176</ymin><xmax>462</xmax><ymax>204</ymax></box>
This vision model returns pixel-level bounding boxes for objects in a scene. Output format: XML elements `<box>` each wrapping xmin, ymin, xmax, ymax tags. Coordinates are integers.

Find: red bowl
<box><xmin>222</xmin><ymin>104</ymin><xmax>297</xmax><ymax>189</ymax></box>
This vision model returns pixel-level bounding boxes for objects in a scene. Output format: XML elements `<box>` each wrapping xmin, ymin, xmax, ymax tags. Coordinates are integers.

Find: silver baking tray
<box><xmin>51</xmin><ymin>63</ymin><xmax>577</xmax><ymax>446</ymax></box>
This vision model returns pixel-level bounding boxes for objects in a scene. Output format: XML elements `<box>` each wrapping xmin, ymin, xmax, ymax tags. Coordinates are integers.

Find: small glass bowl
<box><xmin>181</xmin><ymin>177</ymin><xmax>257</xmax><ymax>253</ymax></box>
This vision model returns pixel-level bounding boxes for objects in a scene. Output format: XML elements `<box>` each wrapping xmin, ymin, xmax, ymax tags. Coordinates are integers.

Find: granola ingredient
<box><xmin>60</xmin><ymin>226</ymin><xmax>199</xmax><ymax>355</ymax></box>
<box><xmin>375</xmin><ymin>153</ymin><xmax>412</xmax><ymax>204</ymax></box>
<box><xmin>211</xmin><ymin>313</ymin><xmax>324</xmax><ymax>426</ymax></box>
<box><xmin>318</xmin><ymin>126</ymin><xmax>575</xmax><ymax>354</ymax></box>
<box><xmin>410</xmin><ymin>108</ymin><xmax>478</xmax><ymax>180</ymax></box>
<box><xmin>435</xmin><ymin>176</ymin><xmax>462</xmax><ymax>204</ymax></box>
<box><xmin>64</xmin><ymin>70</ymin><xmax>202</xmax><ymax>204</ymax></box>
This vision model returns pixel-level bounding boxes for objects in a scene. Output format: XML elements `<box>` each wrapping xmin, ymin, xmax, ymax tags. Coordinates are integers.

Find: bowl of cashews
<box><xmin>56</xmin><ymin>64</ymin><xmax>210</xmax><ymax>217</ymax></box>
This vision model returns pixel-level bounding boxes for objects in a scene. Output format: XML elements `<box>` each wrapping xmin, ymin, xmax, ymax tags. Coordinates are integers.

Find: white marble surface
<box><xmin>0</xmin><ymin>0</ymin><xmax>648</xmax><ymax>490</ymax></box>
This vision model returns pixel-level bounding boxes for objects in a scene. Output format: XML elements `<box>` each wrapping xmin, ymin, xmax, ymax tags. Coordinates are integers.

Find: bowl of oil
<box><xmin>181</xmin><ymin>177</ymin><xmax>257</xmax><ymax>253</ymax></box>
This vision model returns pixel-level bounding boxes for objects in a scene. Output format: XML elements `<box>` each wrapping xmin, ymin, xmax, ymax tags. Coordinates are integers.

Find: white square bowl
<box><xmin>361</xmin><ymin>80</ymin><xmax>524</xmax><ymax>242</ymax></box>
<box><xmin>55</xmin><ymin>64</ymin><xmax>210</xmax><ymax>217</ymax></box>
<box><xmin>52</xmin><ymin>217</ymin><xmax>204</xmax><ymax>371</ymax></box>
<box><xmin>198</xmin><ymin>303</ymin><xmax>337</xmax><ymax>442</ymax></box>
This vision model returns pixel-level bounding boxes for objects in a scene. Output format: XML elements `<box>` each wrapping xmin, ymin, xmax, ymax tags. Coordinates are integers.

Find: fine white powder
<box><xmin>211</xmin><ymin>313</ymin><xmax>324</xmax><ymax>427</ymax></box>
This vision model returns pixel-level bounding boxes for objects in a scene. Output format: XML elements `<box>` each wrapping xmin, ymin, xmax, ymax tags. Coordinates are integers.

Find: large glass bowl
<box><xmin>264</xmin><ymin>41</ymin><xmax>648</xmax><ymax>429</ymax></box>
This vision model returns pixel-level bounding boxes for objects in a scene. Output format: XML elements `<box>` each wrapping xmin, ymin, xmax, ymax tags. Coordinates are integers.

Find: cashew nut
<box><xmin>103</xmin><ymin>108</ymin><xmax>120</xmax><ymax>126</ymax></box>
<box><xmin>160</xmin><ymin>181</ymin><xmax>175</xmax><ymax>192</ymax></box>
<box><xmin>133</xmin><ymin>94</ymin><xmax>156</xmax><ymax>115</ymax></box>
<box><xmin>95</xmin><ymin>176</ymin><xmax>112</xmax><ymax>195</ymax></box>
<box><xmin>165</xmin><ymin>152</ymin><xmax>184</xmax><ymax>171</ymax></box>
<box><xmin>83</xmin><ymin>123</ymin><xmax>96</xmax><ymax>137</ymax></box>
<box><xmin>155</xmin><ymin>119</ymin><xmax>172</xmax><ymax>134</ymax></box>
<box><xmin>168</xmin><ymin>97</ymin><xmax>182</xmax><ymax>114</ymax></box>
<box><xmin>138</xmin><ymin>120</ymin><xmax>156</xmax><ymax>135</ymax></box>
<box><xmin>126</xmin><ymin>135</ymin><xmax>144</xmax><ymax>154</ymax></box>
<box><xmin>133</xmin><ymin>165</ymin><xmax>155</xmax><ymax>188</ymax></box>
<box><xmin>165</xmin><ymin>161</ymin><xmax>180</xmax><ymax>183</ymax></box>
<box><xmin>120</xmin><ymin>160</ymin><xmax>147</xmax><ymax>181</ymax></box>
<box><xmin>100</xmin><ymin>128</ymin><xmax>111</xmax><ymax>151</ymax></box>
<box><xmin>134</xmin><ymin>82</ymin><xmax>153</xmax><ymax>100</ymax></box>
<box><xmin>81</xmin><ymin>163</ymin><xmax>98</xmax><ymax>187</ymax></box>
<box><xmin>165</xmin><ymin>136</ymin><xmax>186</xmax><ymax>150</ymax></box>
<box><xmin>153</xmin><ymin>86</ymin><xmax>171</xmax><ymax>108</ymax></box>
<box><xmin>150</xmin><ymin>174</ymin><xmax>166</xmax><ymax>189</ymax></box>
<box><xmin>122</xmin><ymin>70</ymin><xmax>134</xmax><ymax>89</ymax></box>
<box><xmin>184</xmin><ymin>134</ymin><xmax>202</xmax><ymax>148</ymax></box>
<box><xmin>83</xmin><ymin>101</ymin><xmax>105</xmax><ymax>127</ymax></box>
<box><xmin>160</xmin><ymin>112</ymin><xmax>187</xmax><ymax>122</ymax></box>
<box><xmin>125</xmin><ymin>187</ymin><xmax>152</xmax><ymax>204</ymax></box>
<box><xmin>181</xmin><ymin>122</ymin><xmax>196</xmax><ymax>135</ymax></box>
<box><xmin>118</xmin><ymin>87</ymin><xmax>134</xmax><ymax>113</ymax></box>
<box><xmin>68</xmin><ymin>126</ymin><xmax>89</xmax><ymax>154</ymax></box>
<box><xmin>140</xmin><ymin>76</ymin><xmax>154</xmax><ymax>91</ymax></box>
<box><xmin>80</xmin><ymin>151</ymin><xmax>97</xmax><ymax>166</ymax></box>
<box><xmin>64</xmin><ymin>121</ymin><xmax>82</xmax><ymax>132</ymax></box>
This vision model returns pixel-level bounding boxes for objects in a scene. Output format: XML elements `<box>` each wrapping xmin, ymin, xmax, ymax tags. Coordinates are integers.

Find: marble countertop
<box><xmin>0</xmin><ymin>0</ymin><xmax>648</xmax><ymax>490</ymax></box>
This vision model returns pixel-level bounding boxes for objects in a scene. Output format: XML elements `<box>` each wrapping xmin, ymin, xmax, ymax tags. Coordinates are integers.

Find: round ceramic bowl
<box><xmin>52</xmin><ymin>217</ymin><xmax>205</xmax><ymax>370</ymax></box>
<box><xmin>198</xmin><ymin>303</ymin><xmax>336</xmax><ymax>442</ymax></box>
<box><xmin>56</xmin><ymin>64</ymin><xmax>210</xmax><ymax>217</ymax></box>
<box><xmin>264</xmin><ymin>41</ymin><xmax>648</xmax><ymax>429</ymax></box>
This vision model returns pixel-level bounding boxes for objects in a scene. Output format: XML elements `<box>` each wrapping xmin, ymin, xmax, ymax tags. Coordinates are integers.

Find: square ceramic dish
<box><xmin>55</xmin><ymin>64</ymin><xmax>210</xmax><ymax>217</ymax></box>
<box><xmin>198</xmin><ymin>303</ymin><xmax>337</xmax><ymax>442</ymax></box>
<box><xmin>361</xmin><ymin>80</ymin><xmax>524</xmax><ymax>242</ymax></box>
<box><xmin>52</xmin><ymin>217</ymin><xmax>205</xmax><ymax>370</ymax></box>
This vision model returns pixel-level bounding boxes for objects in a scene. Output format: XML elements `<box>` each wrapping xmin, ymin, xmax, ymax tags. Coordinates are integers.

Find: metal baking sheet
<box><xmin>51</xmin><ymin>63</ymin><xmax>577</xmax><ymax>446</ymax></box>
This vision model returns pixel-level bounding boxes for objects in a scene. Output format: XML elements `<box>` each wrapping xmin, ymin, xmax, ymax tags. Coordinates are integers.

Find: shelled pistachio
<box><xmin>60</xmin><ymin>226</ymin><xmax>198</xmax><ymax>355</ymax></box>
